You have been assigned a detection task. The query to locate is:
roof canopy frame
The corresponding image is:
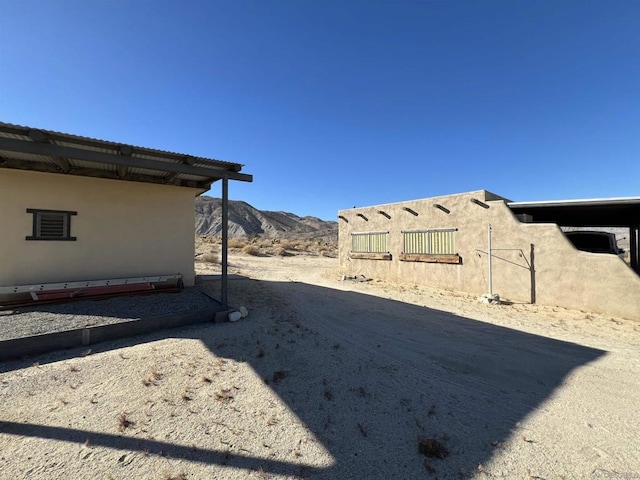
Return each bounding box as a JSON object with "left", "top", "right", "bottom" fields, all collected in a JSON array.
[
  {"left": 507, "top": 197, "right": 640, "bottom": 228},
  {"left": 0, "top": 137, "right": 251, "bottom": 183},
  {"left": 0, "top": 123, "right": 252, "bottom": 193},
  {"left": 0, "top": 121, "right": 254, "bottom": 309},
  {"left": 507, "top": 196, "right": 640, "bottom": 274}
]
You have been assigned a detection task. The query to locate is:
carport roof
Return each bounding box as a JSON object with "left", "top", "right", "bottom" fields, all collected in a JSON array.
[
  {"left": 507, "top": 196, "right": 640, "bottom": 227},
  {"left": 0, "top": 122, "right": 252, "bottom": 192}
]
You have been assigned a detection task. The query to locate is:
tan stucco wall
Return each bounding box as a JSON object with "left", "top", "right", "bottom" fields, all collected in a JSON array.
[
  {"left": 339, "top": 190, "right": 640, "bottom": 320},
  {"left": 0, "top": 169, "right": 199, "bottom": 287}
]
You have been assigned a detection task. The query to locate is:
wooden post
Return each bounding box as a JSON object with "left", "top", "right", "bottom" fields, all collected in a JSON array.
[
  {"left": 630, "top": 225, "right": 639, "bottom": 275},
  {"left": 530, "top": 244, "right": 536, "bottom": 304}
]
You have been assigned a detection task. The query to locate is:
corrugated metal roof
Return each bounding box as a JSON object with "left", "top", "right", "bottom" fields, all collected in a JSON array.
[
  {"left": 508, "top": 196, "right": 640, "bottom": 208},
  {"left": 175, "top": 173, "right": 210, "bottom": 181},
  {"left": 0, "top": 121, "right": 252, "bottom": 190},
  {"left": 0, "top": 121, "right": 241, "bottom": 170},
  {"left": 66, "top": 158, "right": 114, "bottom": 172},
  {"left": 508, "top": 196, "right": 640, "bottom": 227}
]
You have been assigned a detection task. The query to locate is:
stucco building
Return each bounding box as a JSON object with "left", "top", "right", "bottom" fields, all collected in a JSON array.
[
  {"left": 338, "top": 190, "right": 640, "bottom": 320},
  {"left": 0, "top": 122, "right": 251, "bottom": 304}
]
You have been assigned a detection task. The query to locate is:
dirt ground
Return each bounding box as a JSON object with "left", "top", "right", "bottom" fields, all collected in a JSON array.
[{"left": 1, "top": 250, "right": 639, "bottom": 480}]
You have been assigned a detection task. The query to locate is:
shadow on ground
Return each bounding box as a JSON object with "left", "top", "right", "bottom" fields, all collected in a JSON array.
[{"left": 1, "top": 276, "right": 605, "bottom": 478}]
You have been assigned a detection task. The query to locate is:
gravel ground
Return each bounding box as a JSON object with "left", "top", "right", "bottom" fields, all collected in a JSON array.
[{"left": 0, "top": 288, "right": 218, "bottom": 341}]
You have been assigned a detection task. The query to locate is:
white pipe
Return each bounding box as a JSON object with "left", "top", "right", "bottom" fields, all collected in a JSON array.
[{"left": 488, "top": 224, "right": 493, "bottom": 296}]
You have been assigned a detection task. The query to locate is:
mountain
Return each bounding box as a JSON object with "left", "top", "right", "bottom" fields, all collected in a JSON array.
[{"left": 195, "top": 197, "right": 338, "bottom": 241}]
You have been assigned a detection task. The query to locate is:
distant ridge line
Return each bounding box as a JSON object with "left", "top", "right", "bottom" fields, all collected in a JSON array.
[{"left": 195, "top": 196, "right": 338, "bottom": 241}]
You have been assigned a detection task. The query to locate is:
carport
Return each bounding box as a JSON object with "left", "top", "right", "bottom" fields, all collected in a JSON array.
[
  {"left": 507, "top": 196, "right": 640, "bottom": 274},
  {"left": 0, "top": 122, "right": 252, "bottom": 307},
  {"left": 0, "top": 122, "right": 254, "bottom": 360}
]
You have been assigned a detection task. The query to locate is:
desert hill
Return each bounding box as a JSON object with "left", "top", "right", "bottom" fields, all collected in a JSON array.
[{"left": 195, "top": 196, "right": 338, "bottom": 241}]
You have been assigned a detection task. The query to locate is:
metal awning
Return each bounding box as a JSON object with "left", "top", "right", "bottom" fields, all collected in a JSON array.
[
  {"left": 508, "top": 196, "right": 640, "bottom": 274},
  {"left": 0, "top": 121, "right": 252, "bottom": 308},
  {"left": 507, "top": 196, "right": 640, "bottom": 227},
  {"left": 0, "top": 122, "right": 252, "bottom": 192}
]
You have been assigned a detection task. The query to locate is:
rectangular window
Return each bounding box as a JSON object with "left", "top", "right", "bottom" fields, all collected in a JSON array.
[
  {"left": 400, "top": 228, "right": 460, "bottom": 264},
  {"left": 403, "top": 228, "right": 456, "bottom": 254},
  {"left": 351, "top": 231, "right": 388, "bottom": 253},
  {"left": 350, "top": 231, "right": 391, "bottom": 260},
  {"left": 26, "top": 209, "right": 77, "bottom": 241}
]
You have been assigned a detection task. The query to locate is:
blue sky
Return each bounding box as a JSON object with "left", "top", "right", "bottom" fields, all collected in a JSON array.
[{"left": 1, "top": 1, "right": 639, "bottom": 220}]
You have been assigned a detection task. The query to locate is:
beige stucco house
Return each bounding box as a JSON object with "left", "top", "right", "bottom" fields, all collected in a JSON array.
[
  {"left": 0, "top": 122, "right": 251, "bottom": 303},
  {"left": 338, "top": 190, "right": 640, "bottom": 320}
]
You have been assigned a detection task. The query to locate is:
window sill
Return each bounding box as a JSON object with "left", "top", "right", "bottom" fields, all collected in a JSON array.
[
  {"left": 26, "top": 236, "right": 77, "bottom": 241},
  {"left": 399, "top": 253, "right": 461, "bottom": 264},
  {"left": 349, "top": 252, "right": 392, "bottom": 261}
]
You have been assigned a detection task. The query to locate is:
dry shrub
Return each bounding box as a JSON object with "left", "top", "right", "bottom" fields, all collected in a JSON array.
[
  {"left": 118, "top": 413, "right": 133, "bottom": 432},
  {"left": 272, "top": 370, "right": 288, "bottom": 384},
  {"left": 163, "top": 473, "right": 188, "bottom": 480},
  {"left": 275, "top": 247, "right": 293, "bottom": 257},
  {"left": 418, "top": 435, "right": 449, "bottom": 459},
  {"left": 275, "top": 239, "right": 338, "bottom": 255},
  {"left": 200, "top": 236, "right": 218, "bottom": 244},
  {"left": 199, "top": 248, "right": 220, "bottom": 264},
  {"left": 279, "top": 239, "right": 296, "bottom": 251},
  {"left": 355, "top": 386, "right": 368, "bottom": 397},
  {"left": 293, "top": 240, "right": 308, "bottom": 251},
  {"left": 255, "top": 238, "right": 273, "bottom": 249},
  {"left": 141, "top": 367, "right": 161, "bottom": 386},
  {"left": 214, "top": 388, "right": 234, "bottom": 403},
  {"left": 228, "top": 238, "right": 247, "bottom": 249},
  {"left": 242, "top": 244, "right": 261, "bottom": 256}
]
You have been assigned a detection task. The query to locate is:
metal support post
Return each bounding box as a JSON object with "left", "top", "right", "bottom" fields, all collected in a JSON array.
[
  {"left": 488, "top": 224, "right": 493, "bottom": 296},
  {"left": 221, "top": 178, "right": 229, "bottom": 308}
]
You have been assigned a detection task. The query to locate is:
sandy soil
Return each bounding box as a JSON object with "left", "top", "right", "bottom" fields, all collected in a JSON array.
[{"left": 1, "top": 251, "right": 639, "bottom": 479}]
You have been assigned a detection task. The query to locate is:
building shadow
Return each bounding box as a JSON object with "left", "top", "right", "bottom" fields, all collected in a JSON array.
[
  {"left": 1, "top": 277, "right": 605, "bottom": 477},
  {"left": 0, "top": 421, "right": 320, "bottom": 477},
  {"left": 194, "top": 279, "right": 605, "bottom": 477}
]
